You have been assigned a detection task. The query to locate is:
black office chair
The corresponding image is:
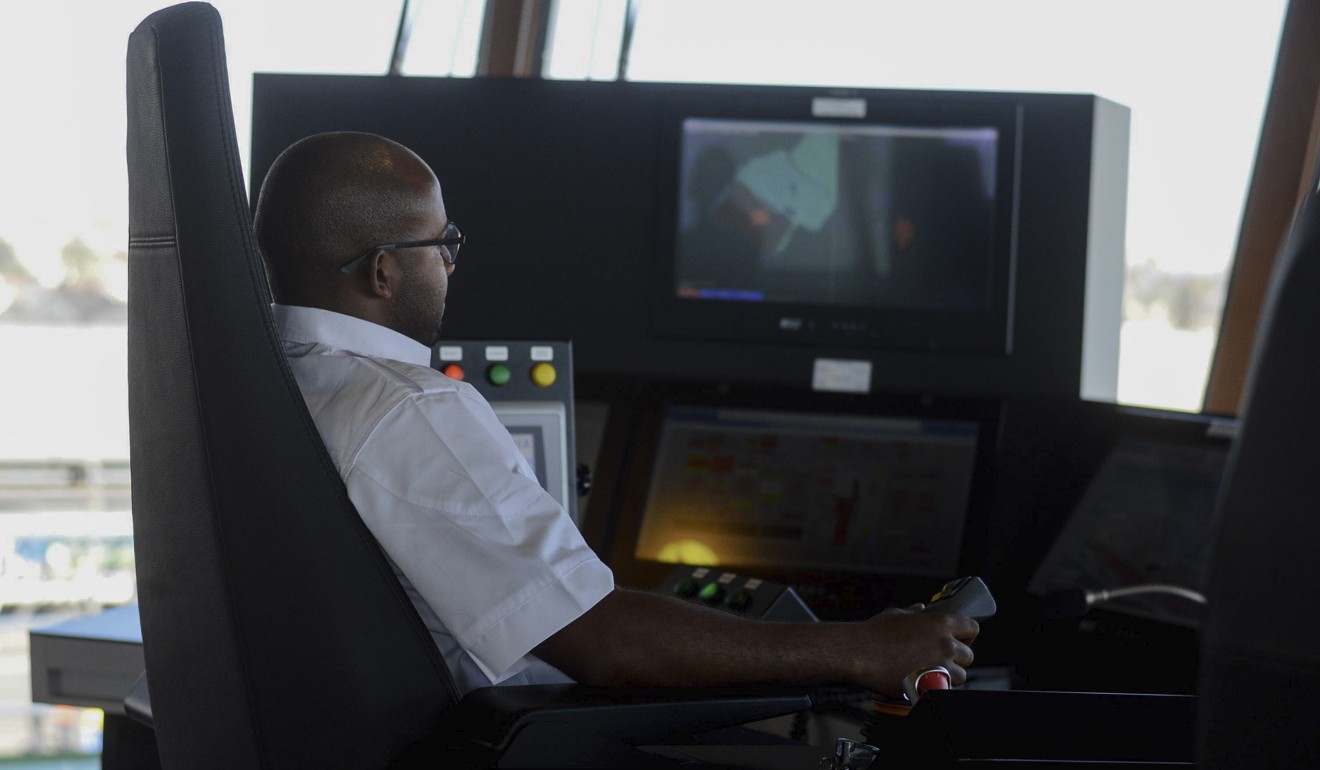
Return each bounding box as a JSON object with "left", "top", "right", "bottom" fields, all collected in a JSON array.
[
  {"left": 1197, "top": 159, "right": 1320, "bottom": 764},
  {"left": 125, "top": 3, "right": 807, "bottom": 768}
]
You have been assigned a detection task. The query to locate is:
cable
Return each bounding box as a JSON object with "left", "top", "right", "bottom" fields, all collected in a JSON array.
[
  {"left": 1087, "top": 584, "right": 1207, "bottom": 605},
  {"left": 1039, "top": 583, "right": 1207, "bottom": 618}
]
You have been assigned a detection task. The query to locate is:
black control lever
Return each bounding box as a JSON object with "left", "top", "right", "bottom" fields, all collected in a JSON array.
[
  {"left": 884, "top": 577, "right": 998, "bottom": 706},
  {"left": 922, "top": 576, "right": 997, "bottom": 621}
]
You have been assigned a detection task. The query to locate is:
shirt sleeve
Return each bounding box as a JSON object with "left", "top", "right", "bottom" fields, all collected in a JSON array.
[{"left": 343, "top": 389, "right": 614, "bottom": 680}]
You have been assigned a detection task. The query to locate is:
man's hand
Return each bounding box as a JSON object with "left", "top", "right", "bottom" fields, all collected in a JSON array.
[{"left": 850, "top": 604, "right": 979, "bottom": 697}]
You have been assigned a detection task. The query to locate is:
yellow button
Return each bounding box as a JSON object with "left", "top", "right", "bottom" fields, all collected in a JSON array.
[{"left": 530, "top": 362, "right": 557, "bottom": 387}]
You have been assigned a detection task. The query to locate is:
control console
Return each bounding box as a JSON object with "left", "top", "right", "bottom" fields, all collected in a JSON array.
[
  {"left": 432, "top": 340, "right": 581, "bottom": 522},
  {"left": 657, "top": 564, "right": 819, "bottom": 622}
]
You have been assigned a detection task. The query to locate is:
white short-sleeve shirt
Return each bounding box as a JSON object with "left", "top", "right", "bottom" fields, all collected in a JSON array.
[{"left": 274, "top": 304, "right": 615, "bottom": 695}]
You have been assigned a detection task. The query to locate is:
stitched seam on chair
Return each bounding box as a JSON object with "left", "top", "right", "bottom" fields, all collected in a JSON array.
[{"left": 129, "top": 235, "right": 177, "bottom": 246}]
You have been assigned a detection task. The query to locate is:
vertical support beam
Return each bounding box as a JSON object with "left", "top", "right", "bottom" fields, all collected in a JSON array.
[
  {"left": 478, "top": 0, "right": 551, "bottom": 77},
  {"left": 617, "top": 0, "right": 640, "bottom": 81},
  {"left": 388, "top": 0, "right": 417, "bottom": 76},
  {"left": 1206, "top": 0, "right": 1320, "bottom": 414}
]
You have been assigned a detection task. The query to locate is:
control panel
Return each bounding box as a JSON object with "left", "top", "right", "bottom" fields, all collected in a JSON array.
[
  {"left": 432, "top": 340, "right": 580, "bottom": 523},
  {"left": 657, "top": 564, "right": 818, "bottom": 622}
]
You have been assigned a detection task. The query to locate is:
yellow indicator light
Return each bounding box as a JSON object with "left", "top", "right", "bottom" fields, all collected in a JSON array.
[
  {"left": 530, "top": 362, "right": 557, "bottom": 387},
  {"left": 656, "top": 539, "right": 719, "bottom": 565}
]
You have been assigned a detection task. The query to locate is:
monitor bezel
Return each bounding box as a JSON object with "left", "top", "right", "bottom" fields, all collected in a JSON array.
[{"left": 650, "top": 92, "right": 1024, "bottom": 356}]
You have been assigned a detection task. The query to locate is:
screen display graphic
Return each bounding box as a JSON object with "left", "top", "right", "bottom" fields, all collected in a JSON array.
[
  {"left": 674, "top": 118, "right": 999, "bottom": 313},
  {"left": 635, "top": 406, "right": 979, "bottom": 577}
]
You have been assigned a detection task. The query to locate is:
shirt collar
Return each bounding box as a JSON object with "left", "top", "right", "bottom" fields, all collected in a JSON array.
[{"left": 272, "top": 304, "right": 432, "bottom": 368}]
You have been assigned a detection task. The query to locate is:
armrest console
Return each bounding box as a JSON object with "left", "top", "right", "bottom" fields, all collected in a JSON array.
[{"left": 447, "top": 683, "right": 814, "bottom": 768}]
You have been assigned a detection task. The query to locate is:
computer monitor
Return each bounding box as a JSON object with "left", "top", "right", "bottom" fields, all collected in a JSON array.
[
  {"left": 636, "top": 405, "right": 979, "bottom": 576},
  {"left": 602, "top": 394, "right": 997, "bottom": 616},
  {"left": 1029, "top": 410, "right": 1236, "bottom": 627},
  {"left": 652, "top": 99, "right": 1021, "bottom": 355}
]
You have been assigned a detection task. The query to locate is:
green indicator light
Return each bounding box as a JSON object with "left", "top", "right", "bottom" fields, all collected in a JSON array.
[
  {"left": 487, "top": 364, "right": 511, "bottom": 386},
  {"left": 698, "top": 582, "right": 723, "bottom": 602},
  {"left": 674, "top": 578, "right": 700, "bottom": 598}
]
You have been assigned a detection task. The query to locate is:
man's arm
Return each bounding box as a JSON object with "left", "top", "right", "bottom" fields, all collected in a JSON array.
[{"left": 532, "top": 586, "right": 978, "bottom": 698}]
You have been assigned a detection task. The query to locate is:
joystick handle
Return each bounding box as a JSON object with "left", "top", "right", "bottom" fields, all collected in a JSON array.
[{"left": 923, "top": 576, "right": 997, "bottom": 620}]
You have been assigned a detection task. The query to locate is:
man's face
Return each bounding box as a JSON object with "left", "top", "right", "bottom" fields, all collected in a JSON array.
[{"left": 391, "top": 182, "right": 455, "bottom": 348}]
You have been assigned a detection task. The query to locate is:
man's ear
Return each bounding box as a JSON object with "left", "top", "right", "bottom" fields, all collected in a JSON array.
[{"left": 367, "top": 250, "right": 395, "bottom": 299}]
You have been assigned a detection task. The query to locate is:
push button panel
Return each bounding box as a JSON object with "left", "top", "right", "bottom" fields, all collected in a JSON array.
[
  {"left": 656, "top": 564, "right": 818, "bottom": 622},
  {"left": 430, "top": 339, "right": 579, "bottom": 524},
  {"left": 432, "top": 340, "right": 573, "bottom": 403}
]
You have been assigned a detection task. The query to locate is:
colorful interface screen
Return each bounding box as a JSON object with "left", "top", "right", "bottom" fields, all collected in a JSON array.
[{"left": 636, "top": 406, "right": 979, "bottom": 576}]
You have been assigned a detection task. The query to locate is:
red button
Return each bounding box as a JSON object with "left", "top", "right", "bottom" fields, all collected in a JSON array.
[{"left": 442, "top": 363, "right": 465, "bottom": 381}]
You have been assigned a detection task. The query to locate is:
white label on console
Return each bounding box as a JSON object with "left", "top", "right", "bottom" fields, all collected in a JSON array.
[
  {"left": 718, "top": 572, "right": 737, "bottom": 584},
  {"left": 438, "top": 346, "right": 463, "bottom": 361},
  {"left": 744, "top": 579, "right": 763, "bottom": 590},
  {"left": 485, "top": 346, "right": 509, "bottom": 362},
  {"left": 530, "top": 346, "right": 554, "bottom": 361},
  {"left": 812, "top": 358, "right": 872, "bottom": 394},
  {"left": 812, "top": 97, "right": 866, "bottom": 119},
  {"left": 692, "top": 567, "right": 710, "bottom": 578}
]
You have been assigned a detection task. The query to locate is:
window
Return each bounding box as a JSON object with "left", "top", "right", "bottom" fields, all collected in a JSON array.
[
  {"left": 544, "top": 0, "right": 627, "bottom": 80},
  {"left": 395, "top": 0, "right": 487, "bottom": 77},
  {"left": 0, "top": 0, "right": 442, "bottom": 758}
]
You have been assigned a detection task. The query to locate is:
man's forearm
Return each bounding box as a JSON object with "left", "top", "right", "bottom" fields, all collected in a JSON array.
[
  {"left": 536, "top": 587, "right": 852, "bottom": 688},
  {"left": 533, "top": 586, "right": 978, "bottom": 696}
]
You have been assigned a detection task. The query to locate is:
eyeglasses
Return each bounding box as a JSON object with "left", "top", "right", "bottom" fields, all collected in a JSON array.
[{"left": 338, "top": 221, "right": 465, "bottom": 275}]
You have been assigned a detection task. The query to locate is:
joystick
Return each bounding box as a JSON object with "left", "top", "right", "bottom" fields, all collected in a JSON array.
[
  {"left": 888, "top": 577, "right": 996, "bottom": 706},
  {"left": 923, "top": 576, "right": 997, "bottom": 621}
]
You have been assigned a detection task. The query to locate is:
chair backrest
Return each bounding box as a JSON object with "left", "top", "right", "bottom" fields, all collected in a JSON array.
[
  {"left": 1199, "top": 157, "right": 1320, "bottom": 765},
  {"left": 126, "top": 4, "right": 457, "bottom": 767}
]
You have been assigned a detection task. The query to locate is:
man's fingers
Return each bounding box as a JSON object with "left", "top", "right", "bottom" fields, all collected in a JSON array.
[
  {"left": 949, "top": 614, "right": 980, "bottom": 642},
  {"left": 951, "top": 639, "right": 974, "bottom": 668}
]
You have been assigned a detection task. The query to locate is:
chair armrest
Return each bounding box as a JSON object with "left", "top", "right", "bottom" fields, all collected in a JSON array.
[
  {"left": 445, "top": 683, "right": 814, "bottom": 768},
  {"left": 124, "top": 673, "right": 813, "bottom": 767}
]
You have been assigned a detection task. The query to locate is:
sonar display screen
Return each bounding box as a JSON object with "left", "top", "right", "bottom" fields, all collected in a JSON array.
[
  {"left": 673, "top": 117, "right": 1000, "bottom": 313},
  {"left": 634, "top": 406, "right": 979, "bottom": 576}
]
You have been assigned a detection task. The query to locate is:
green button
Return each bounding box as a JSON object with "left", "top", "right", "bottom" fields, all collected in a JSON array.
[
  {"left": 674, "top": 578, "right": 700, "bottom": 598},
  {"left": 698, "top": 582, "right": 724, "bottom": 603},
  {"left": 726, "top": 589, "right": 753, "bottom": 612},
  {"left": 487, "top": 364, "right": 511, "bottom": 386}
]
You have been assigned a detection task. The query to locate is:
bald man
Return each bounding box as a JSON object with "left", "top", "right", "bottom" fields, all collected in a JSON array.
[{"left": 254, "top": 131, "right": 978, "bottom": 699}]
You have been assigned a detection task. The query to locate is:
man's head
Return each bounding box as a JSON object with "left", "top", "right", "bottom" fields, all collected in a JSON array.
[{"left": 254, "top": 132, "right": 456, "bottom": 347}]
